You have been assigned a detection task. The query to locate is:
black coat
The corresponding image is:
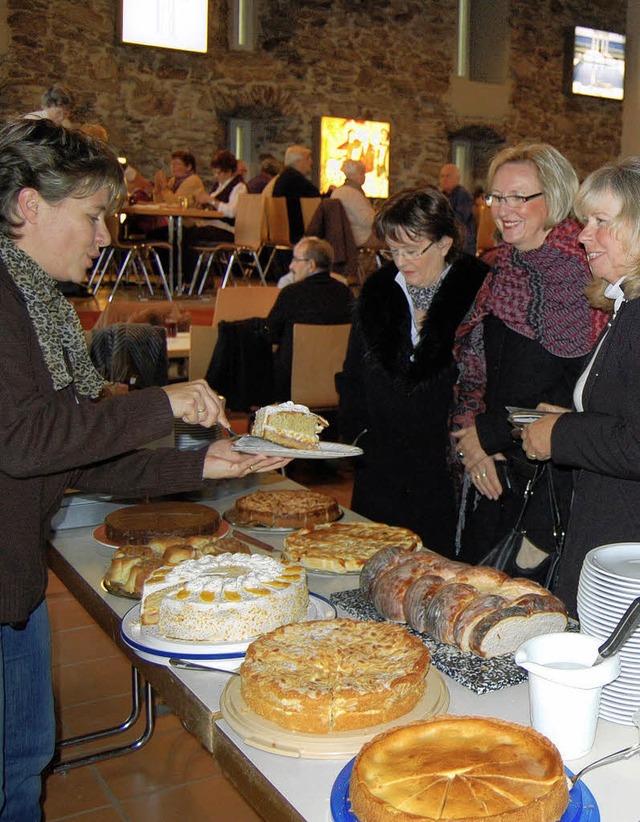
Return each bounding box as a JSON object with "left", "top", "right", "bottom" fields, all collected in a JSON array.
[
  {"left": 272, "top": 167, "right": 321, "bottom": 243},
  {"left": 337, "top": 255, "right": 489, "bottom": 555},
  {"left": 267, "top": 271, "right": 354, "bottom": 400},
  {"left": 552, "top": 298, "right": 640, "bottom": 616}
]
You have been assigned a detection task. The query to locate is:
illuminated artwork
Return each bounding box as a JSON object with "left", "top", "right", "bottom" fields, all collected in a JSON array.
[
  {"left": 571, "top": 26, "right": 625, "bottom": 101},
  {"left": 320, "top": 116, "right": 390, "bottom": 199},
  {"left": 120, "top": 0, "right": 208, "bottom": 54}
]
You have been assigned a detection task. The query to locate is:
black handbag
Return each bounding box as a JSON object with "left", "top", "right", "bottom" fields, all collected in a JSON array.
[{"left": 478, "top": 462, "right": 565, "bottom": 589}]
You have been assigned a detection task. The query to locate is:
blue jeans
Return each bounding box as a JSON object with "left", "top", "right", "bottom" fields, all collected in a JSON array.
[{"left": 0, "top": 601, "right": 55, "bottom": 821}]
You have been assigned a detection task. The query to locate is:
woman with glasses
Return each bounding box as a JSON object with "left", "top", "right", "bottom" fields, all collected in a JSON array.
[
  {"left": 337, "top": 187, "right": 489, "bottom": 555},
  {"left": 452, "top": 143, "right": 608, "bottom": 571}
]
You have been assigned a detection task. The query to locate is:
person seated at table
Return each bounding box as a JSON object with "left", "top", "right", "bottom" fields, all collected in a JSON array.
[
  {"left": 0, "top": 117, "right": 290, "bottom": 820},
  {"left": 153, "top": 149, "right": 204, "bottom": 207},
  {"left": 247, "top": 157, "right": 281, "bottom": 194},
  {"left": 272, "top": 145, "right": 321, "bottom": 244},
  {"left": 267, "top": 236, "right": 354, "bottom": 400},
  {"left": 23, "top": 84, "right": 75, "bottom": 127},
  {"left": 183, "top": 149, "right": 248, "bottom": 283},
  {"left": 330, "top": 159, "right": 378, "bottom": 248}
]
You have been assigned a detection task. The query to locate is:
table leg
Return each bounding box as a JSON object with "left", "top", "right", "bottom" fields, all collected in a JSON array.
[
  {"left": 176, "top": 215, "right": 184, "bottom": 294},
  {"left": 167, "top": 215, "right": 175, "bottom": 296}
]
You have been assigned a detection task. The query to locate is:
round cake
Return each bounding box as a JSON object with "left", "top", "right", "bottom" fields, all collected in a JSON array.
[
  {"left": 349, "top": 715, "right": 569, "bottom": 822},
  {"left": 104, "top": 501, "right": 220, "bottom": 545},
  {"left": 233, "top": 489, "right": 341, "bottom": 529},
  {"left": 240, "top": 619, "right": 430, "bottom": 733},
  {"left": 282, "top": 522, "right": 422, "bottom": 574},
  {"left": 140, "top": 553, "right": 308, "bottom": 641}
]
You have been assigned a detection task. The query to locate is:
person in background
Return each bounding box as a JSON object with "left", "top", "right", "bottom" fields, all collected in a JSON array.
[
  {"left": 439, "top": 163, "right": 477, "bottom": 255},
  {"left": 452, "top": 143, "right": 608, "bottom": 567},
  {"left": 272, "top": 145, "right": 321, "bottom": 244},
  {"left": 79, "top": 123, "right": 108, "bottom": 142},
  {"left": 153, "top": 149, "right": 204, "bottom": 207},
  {"left": 330, "top": 159, "right": 378, "bottom": 248},
  {"left": 24, "top": 84, "right": 75, "bottom": 127},
  {"left": 236, "top": 159, "right": 248, "bottom": 180},
  {"left": 267, "top": 236, "right": 353, "bottom": 400},
  {"left": 184, "top": 149, "right": 248, "bottom": 281},
  {"left": 521, "top": 156, "right": 640, "bottom": 616},
  {"left": 247, "top": 157, "right": 281, "bottom": 194},
  {"left": 338, "top": 188, "right": 488, "bottom": 553},
  {"left": 0, "top": 118, "right": 288, "bottom": 819}
]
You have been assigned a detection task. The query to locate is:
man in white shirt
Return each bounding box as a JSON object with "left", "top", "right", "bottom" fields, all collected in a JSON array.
[{"left": 330, "top": 159, "right": 377, "bottom": 247}]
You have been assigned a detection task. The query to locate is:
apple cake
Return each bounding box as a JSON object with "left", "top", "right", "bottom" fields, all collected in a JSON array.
[
  {"left": 139, "top": 553, "right": 308, "bottom": 641},
  {"left": 233, "top": 489, "right": 341, "bottom": 529},
  {"left": 251, "top": 401, "right": 328, "bottom": 449},
  {"left": 282, "top": 522, "right": 422, "bottom": 573},
  {"left": 349, "top": 715, "right": 569, "bottom": 822},
  {"left": 240, "top": 618, "right": 430, "bottom": 733}
]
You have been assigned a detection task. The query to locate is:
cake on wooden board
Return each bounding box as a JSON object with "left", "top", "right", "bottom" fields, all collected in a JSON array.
[
  {"left": 251, "top": 401, "right": 328, "bottom": 449},
  {"left": 104, "top": 501, "right": 220, "bottom": 545},
  {"left": 349, "top": 714, "right": 569, "bottom": 822},
  {"left": 139, "top": 553, "right": 308, "bottom": 641},
  {"left": 240, "top": 619, "right": 430, "bottom": 733},
  {"left": 233, "top": 489, "right": 341, "bottom": 529}
]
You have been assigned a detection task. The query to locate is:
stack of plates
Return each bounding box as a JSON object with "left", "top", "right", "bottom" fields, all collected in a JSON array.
[{"left": 577, "top": 542, "right": 640, "bottom": 725}]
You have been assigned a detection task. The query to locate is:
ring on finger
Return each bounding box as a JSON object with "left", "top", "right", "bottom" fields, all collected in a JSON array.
[
  {"left": 457, "top": 450, "right": 464, "bottom": 459},
  {"left": 480, "top": 471, "right": 487, "bottom": 478},
  {"left": 197, "top": 407, "right": 206, "bottom": 414}
]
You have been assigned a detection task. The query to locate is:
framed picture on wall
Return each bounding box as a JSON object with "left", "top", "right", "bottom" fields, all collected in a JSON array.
[
  {"left": 119, "top": 0, "right": 208, "bottom": 54},
  {"left": 319, "top": 116, "right": 390, "bottom": 199}
]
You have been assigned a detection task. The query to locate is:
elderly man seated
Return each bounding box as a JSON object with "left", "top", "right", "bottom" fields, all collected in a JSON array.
[
  {"left": 330, "top": 159, "right": 379, "bottom": 248},
  {"left": 267, "top": 236, "right": 354, "bottom": 399},
  {"left": 272, "top": 145, "right": 321, "bottom": 244}
]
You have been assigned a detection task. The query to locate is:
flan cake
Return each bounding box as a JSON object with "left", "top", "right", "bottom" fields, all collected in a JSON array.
[{"left": 104, "top": 501, "right": 220, "bottom": 545}]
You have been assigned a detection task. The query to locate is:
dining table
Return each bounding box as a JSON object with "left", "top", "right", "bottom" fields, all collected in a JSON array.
[
  {"left": 48, "top": 471, "right": 639, "bottom": 822},
  {"left": 120, "top": 204, "right": 223, "bottom": 295}
]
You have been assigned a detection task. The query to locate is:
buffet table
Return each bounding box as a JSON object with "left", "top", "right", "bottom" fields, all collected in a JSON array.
[{"left": 48, "top": 473, "right": 639, "bottom": 822}]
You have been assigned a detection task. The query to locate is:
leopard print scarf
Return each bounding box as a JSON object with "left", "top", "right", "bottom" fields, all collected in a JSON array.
[{"left": 0, "top": 234, "right": 105, "bottom": 398}]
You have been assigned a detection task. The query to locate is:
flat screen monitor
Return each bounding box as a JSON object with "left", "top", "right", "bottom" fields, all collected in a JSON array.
[
  {"left": 570, "top": 26, "right": 625, "bottom": 101},
  {"left": 120, "top": 0, "right": 208, "bottom": 54},
  {"left": 319, "top": 116, "right": 390, "bottom": 199}
]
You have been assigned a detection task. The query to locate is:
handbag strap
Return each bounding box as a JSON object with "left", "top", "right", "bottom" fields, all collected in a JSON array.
[
  {"left": 513, "top": 461, "right": 545, "bottom": 532},
  {"left": 546, "top": 463, "right": 565, "bottom": 555}
]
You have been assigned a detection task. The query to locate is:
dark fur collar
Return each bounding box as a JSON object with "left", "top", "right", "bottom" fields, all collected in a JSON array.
[{"left": 357, "top": 254, "right": 489, "bottom": 385}]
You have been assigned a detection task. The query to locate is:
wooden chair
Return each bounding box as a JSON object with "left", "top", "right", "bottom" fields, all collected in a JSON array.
[
  {"left": 290, "top": 323, "right": 351, "bottom": 411},
  {"left": 300, "top": 197, "right": 322, "bottom": 231},
  {"left": 188, "top": 194, "right": 267, "bottom": 294},
  {"left": 89, "top": 216, "right": 173, "bottom": 303},
  {"left": 188, "top": 325, "right": 217, "bottom": 381},
  {"left": 202, "top": 285, "right": 280, "bottom": 364}
]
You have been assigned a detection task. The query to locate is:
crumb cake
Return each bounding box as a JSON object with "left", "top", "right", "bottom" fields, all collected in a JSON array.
[
  {"left": 251, "top": 401, "right": 328, "bottom": 449},
  {"left": 233, "top": 489, "right": 341, "bottom": 529},
  {"left": 104, "top": 501, "right": 220, "bottom": 545},
  {"left": 349, "top": 715, "right": 569, "bottom": 822},
  {"left": 139, "top": 553, "right": 308, "bottom": 641},
  {"left": 282, "top": 522, "right": 422, "bottom": 573},
  {"left": 240, "top": 619, "right": 430, "bottom": 733}
]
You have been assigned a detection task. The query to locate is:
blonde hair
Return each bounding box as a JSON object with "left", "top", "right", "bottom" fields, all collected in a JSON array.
[
  {"left": 487, "top": 143, "right": 578, "bottom": 229},
  {"left": 576, "top": 156, "right": 640, "bottom": 305}
]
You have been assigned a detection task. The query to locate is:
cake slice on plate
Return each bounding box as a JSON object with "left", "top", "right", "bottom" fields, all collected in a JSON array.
[{"left": 251, "top": 401, "right": 328, "bottom": 450}]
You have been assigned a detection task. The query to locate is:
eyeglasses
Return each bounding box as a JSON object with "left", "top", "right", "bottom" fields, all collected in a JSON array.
[
  {"left": 484, "top": 192, "right": 544, "bottom": 208},
  {"left": 379, "top": 240, "right": 434, "bottom": 262}
]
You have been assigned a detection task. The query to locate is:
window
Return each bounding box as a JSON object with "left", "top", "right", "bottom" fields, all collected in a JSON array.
[
  {"left": 229, "top": 0, "right": 256, "bottom": 50},
  {"left": 457, "top": 0, "right": 508, "bottom": 84}
]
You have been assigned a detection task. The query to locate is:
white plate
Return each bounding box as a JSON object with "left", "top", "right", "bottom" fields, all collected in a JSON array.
[
  {"left": 120, "top": 592, "right": 336, "bottom": 660},
  {"left": 232, "top": 435, "right": 363, "bottom": 460},
  {"left": 586, "top": 543, "right": 640, "bottom": 581}
]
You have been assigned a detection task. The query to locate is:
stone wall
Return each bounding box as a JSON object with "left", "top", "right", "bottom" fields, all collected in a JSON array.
[{"left": 0, "top": 0, "right": 626, "bottom": 192}]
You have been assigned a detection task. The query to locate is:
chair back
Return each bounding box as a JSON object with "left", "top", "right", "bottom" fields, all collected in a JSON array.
[
  {"left": 233, "top": 194, "right": 266, "bottom": 250},
  {"left": 188, "top": 325, "right": 217, "bottom": 381},
  {"left": 290, "top": 323, "right": 351, "bottom": 410},
  {"left": 300, "top": 197, "right": 322, "bottom": 231},
  {"left": 265, "top": 197, "right": 291, "bottom": 247},
  {"left": 208, "top": 285, "right": 280, "bottom": 353}
]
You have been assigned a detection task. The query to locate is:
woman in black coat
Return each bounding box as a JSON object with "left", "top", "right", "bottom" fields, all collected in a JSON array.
[
  {"left": 522, "top": 156, "right": 640, "bottom": 616},
  {"left": 337, "top": 187, "right": 489, "bottom": 555}
]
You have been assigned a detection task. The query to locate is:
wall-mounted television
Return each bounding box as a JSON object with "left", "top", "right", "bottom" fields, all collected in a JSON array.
[
  {"left": 120, "top": 0, "right": 208, "bottom": 54},
  {"left": 319, "top": 116, "right": 390, "bottom": 199},
  {"left": 568, "top": 26, "right": 625, "bottom": 101}
]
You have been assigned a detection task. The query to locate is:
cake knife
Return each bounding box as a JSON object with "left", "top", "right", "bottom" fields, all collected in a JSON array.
[
  {"left": 169, "top": 658, "right": 239, "bottom": 675},
  {"left": 232, "top": 529, "right": 277, "bottom": 553}
]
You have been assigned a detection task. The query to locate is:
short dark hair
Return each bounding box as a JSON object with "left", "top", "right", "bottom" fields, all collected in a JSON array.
[
  {"left": 171, "top": 149, "right": 197, "bottom": 172},
  {"left": 260, "top": 158, "right": 281, "bottom": 177},
  {"left": 41, "top": 84, "right": 75, "bottom": 110},
  {"left": 0, "top": 118, "right": 125, "bottom": 239},
  {"left": 374, "top": 186, "right": 461, "bottom": 261},
  {"left": 210, "top": 150, "right": 238, "bottom": 173},
  {"left": 299, "top": 236, "right": 334, "bottom": 271}
]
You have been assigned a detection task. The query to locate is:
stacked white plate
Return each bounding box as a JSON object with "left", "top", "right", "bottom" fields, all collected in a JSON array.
[{"left": 577, "top": 542, "right": 640, "bottom": 725}]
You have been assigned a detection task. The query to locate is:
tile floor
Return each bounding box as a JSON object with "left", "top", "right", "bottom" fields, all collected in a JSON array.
[{"left": 43, "top": 443, "right": 354, "bottom": 821}]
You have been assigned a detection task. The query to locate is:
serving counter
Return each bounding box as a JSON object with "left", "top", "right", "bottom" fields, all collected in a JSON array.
[{"left": 48, "top": 472, "right": 638, "bottom": 822}]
